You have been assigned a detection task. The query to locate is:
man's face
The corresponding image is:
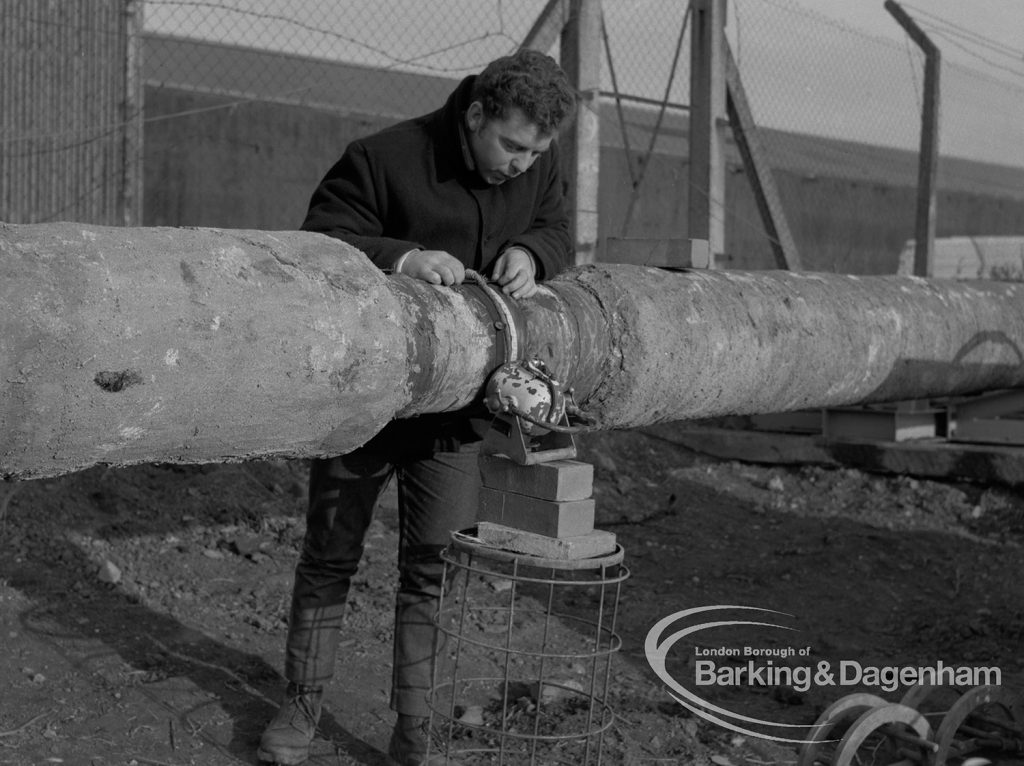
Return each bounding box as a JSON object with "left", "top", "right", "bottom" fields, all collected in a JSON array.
[{"left": 466, "top": 102, "right": 553, "bottom": 185}]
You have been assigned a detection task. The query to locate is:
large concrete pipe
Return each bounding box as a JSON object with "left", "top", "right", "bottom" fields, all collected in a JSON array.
[{"left": 3, "top": 222, "right": 1024, "bottom": 479}]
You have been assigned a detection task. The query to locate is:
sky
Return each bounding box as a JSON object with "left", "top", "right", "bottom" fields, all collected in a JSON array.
[
  {"left": 787, "top": 0, "right": 1020, "bottom": 55},
  {"left": 732, "top": 0, "right": 1024, "bottom": 166},
  {"left": 142, "top": 0, "right": 1024, "bottom": 167}
]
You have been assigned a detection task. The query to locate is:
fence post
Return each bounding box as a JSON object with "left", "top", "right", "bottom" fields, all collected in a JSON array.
[
  {"left": 560, "top": 0, "right": 602, "bottom": 265},
  {"left": 725, "top": 43, "right": 802, "bottom": 271},
  {"left": 688, "top": 0, "right": 728, "bottom": 267},
  {"left": 123, "top": 0, "right": 144, "bottom": 227},
  {"left": 885, "top": 0, "right": 940, "bottom": 278}
]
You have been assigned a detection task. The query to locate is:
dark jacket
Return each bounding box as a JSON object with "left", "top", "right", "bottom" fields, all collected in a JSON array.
[{"left": 301, "top": 76, "right": 572, "bottom": 280}]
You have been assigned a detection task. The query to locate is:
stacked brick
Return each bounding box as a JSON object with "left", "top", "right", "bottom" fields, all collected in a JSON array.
[{"left": 476, "top": 455, "right": 617, "bottom": 559}]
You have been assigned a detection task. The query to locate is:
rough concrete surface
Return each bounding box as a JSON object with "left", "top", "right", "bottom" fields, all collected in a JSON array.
[{"left": 7, "top": 222, "right": 1024, "bottom": 481}]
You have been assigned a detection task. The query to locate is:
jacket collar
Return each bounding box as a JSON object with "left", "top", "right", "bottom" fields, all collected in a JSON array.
[{"left": 430, "top": 75, "right": 487, "bottom": 187}]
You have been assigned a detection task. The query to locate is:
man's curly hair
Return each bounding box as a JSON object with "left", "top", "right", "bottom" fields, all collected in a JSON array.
[{"left": 471, "top": 49, "right": 577, "bottom": 135}]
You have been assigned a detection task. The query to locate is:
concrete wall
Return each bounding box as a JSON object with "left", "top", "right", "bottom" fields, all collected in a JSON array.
[
  {"left": 144, "top": 86, "right": 1024, "bottom": 275},
  {"left": 144, "top": 88, "right": 375, "bottom": 230}
]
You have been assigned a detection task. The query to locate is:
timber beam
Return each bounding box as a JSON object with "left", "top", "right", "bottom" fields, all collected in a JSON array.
[{"left": 3, "top": 222, "right": 1024, "bottom": 479}]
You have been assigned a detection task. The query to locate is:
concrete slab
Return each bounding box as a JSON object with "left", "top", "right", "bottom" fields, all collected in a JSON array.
[{"left": 477, "top": 522, "right": 617, "bottom": 560}]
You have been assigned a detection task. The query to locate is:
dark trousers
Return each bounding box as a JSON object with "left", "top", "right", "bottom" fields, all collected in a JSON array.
[{"left": 284, "top": 419, "right": 482, "bottom": 718}]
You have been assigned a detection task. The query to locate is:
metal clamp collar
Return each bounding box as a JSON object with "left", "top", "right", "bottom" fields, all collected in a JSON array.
[{"left": 464, "top": 269, "right": 519, "bottom": 366}]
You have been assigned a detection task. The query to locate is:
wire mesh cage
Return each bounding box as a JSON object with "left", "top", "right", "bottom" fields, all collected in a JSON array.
[{"left": 427, "top": 530, "right": 629, "bottom": 765}]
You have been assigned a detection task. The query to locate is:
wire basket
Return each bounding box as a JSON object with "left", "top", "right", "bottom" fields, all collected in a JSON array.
[{"left": 426, "top": 528, "right": 629, "bottom": 765}]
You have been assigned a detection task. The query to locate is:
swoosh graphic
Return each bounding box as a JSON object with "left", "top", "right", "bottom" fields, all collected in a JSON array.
[{"left": 645, "top": 604, "right": 834, "bottom": 744}]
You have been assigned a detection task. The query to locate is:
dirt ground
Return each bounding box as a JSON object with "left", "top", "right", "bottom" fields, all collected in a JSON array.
[{"left": 1, "top": 425, "right": 1022, "bottom": 766}]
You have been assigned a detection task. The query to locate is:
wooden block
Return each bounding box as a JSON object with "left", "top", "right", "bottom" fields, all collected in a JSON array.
[
  {"left": 478, "top": 487, "right": 594, "bottom": 538},
  {"left": 478, "top": 456, "right": 593, "bottom": 501},
  {"left": 951, "top": 389, "right": 1024, "bottom": 421},
  {"left": 950, "top": 417, "right": 1024, "bottom": 446},
  {"left": 477, "top": 522, "right": 617, "bottom": 560},
  {"left": 823, "top": 407, "right": 938, "bottom": 442}
]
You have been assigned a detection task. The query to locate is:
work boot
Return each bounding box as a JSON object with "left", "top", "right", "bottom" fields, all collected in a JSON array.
[{"left": 257, "top": 683, "right": 323, "bottom": 765}]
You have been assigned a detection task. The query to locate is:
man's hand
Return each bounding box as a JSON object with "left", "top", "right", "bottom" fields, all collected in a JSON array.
[
  {"left": 492, "top": 247, "right": 538, "bottom": 299},
  {"left": 399, "top": 250, "right": 466, "bottom": 286}
]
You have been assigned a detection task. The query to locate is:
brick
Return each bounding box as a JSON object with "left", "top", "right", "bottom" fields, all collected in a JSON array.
[
  {"left": 477, "top": 522, "right": 617, "bottom": 560},
  {"left": 477, "top": 487, "right": 594, "bottom": 538},
  {"left": 478, "top": 456, "right": 593, "bottom": 501}
]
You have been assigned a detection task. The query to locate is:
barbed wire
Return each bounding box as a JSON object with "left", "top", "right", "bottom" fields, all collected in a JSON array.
[
  {"left": 5, "top": 0, "right": 1022, "bottom": 246},
  {"left": 920, "top": 28, "right": 1024, "bottom": 84},
  {"left": 753, "top": 0, "right": 898, "bottom": 47},
  {"left": 144, "top": 0, "right": 521, "bottom": 73},
  {"left": 748, "top": 0, "right": 1024, "bottom": 94},
  {"left": 0, "top": 88, "right": 308, "bottom": 151},
  {"left": 2, "top": 9, "right": 125, "bottom": 37},
  {"left": 902, "top": 3, "right": 1024, "bottom": 62},
  {"left": 6, "top": 1, "right": 1018, "bottom": 155}
]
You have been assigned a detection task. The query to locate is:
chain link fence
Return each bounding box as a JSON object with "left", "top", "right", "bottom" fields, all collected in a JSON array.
[
  {"left": 142, "top": 1, "right": 694, "bottom": 131},
  {"left": 732, "top": 0, "right": 1024, "bottom": 181},
  {"left": 143, "top": 0, "right": 547, "bottom": 98},
  {"left": 726, "top": 0, "right": 1024, "bottom": 269},
  {"left": 5, "top": 1, "right": 1021, "bottom": 264},
  {"left": 129, "top": 0, "right": 1012, "bottom": 176},
  {"left": 2, "top": 0, "right": 142, "bottom": 225}
]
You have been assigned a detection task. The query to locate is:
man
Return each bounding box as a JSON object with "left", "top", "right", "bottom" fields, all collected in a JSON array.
[{"left": 258, "top": 49, "right": 577, "bottom": 766}]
